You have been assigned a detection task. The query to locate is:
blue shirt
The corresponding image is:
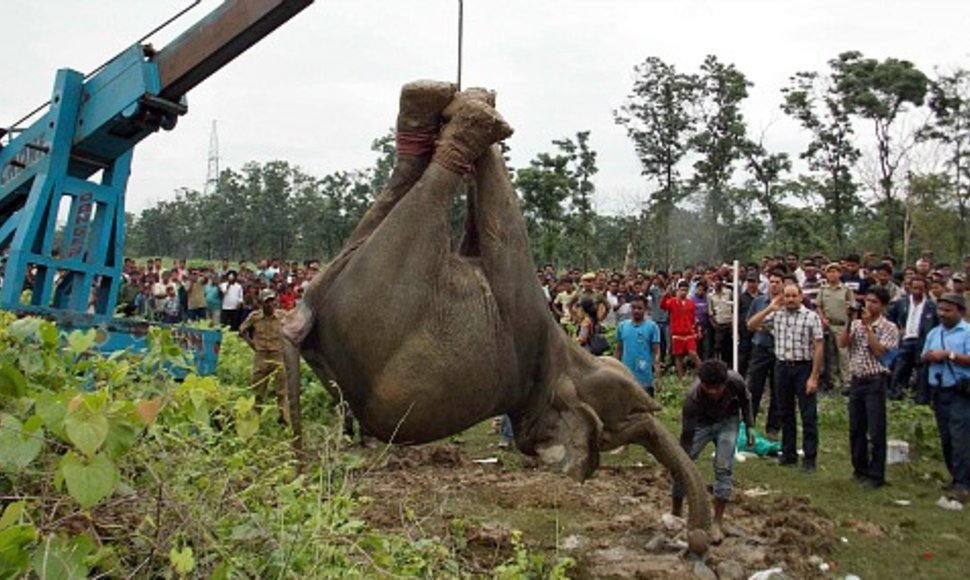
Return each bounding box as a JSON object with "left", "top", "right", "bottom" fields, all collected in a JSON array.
[
  {"left": 692, "top": 295, "right": 710, "bottom": 327},
  {"left": 616, "top": 319, "right": 660, "bottom": 387},
  {"left": 747, "top": 295, "right": 775, "bottom": 348},
  {"left": 204, "top": 284, "right": 222, "bottom": 310},
  {"left": 922, "top": 320, "right": 970, "bottom": 388}
]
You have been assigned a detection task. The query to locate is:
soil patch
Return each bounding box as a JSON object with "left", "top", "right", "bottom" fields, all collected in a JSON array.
[{"left": 354, "top": 444, "right": 836, "bottom": 578}]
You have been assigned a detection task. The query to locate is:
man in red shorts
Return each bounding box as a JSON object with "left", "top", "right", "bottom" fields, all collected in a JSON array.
[{"left": 663, "top": 280, "right": 702, "bottom": 378}]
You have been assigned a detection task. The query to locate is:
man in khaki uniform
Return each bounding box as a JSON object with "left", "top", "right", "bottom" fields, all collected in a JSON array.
[
  {"left": 184, "top": 270, "right": 208, "bottom": 321},
  {"left": 573, "top": 272, "right": 609, "bottom": 322},
  {"left": 817, "top": 263, "right": 854, "bottom": 391},
  {"left": 239, "top": 289, "right": 289, "bottom": 423}
]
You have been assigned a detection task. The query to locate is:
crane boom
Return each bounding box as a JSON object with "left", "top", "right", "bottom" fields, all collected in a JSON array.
[{"left": 157, "top": 0, "right": 313, "bottom": 101}]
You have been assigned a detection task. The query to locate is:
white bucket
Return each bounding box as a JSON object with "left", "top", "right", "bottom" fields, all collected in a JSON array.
[{"left": 888, "top": 440, "right": 910, "bottom": 464}]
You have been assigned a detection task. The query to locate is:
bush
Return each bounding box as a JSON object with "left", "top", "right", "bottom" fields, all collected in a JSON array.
[{"left": 0, "top": 312, "right": 556, "bottom": 577}]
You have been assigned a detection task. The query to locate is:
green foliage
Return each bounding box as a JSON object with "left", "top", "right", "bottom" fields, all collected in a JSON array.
[
  {"left": 31, "top": 533, "right": 95, "bottom": 579},
  {"left": 0, "top": 502, "right": 37, "bottom": 578},
  {"left": 614, "top": 56, "right": 697, "bottom": 267},
  {"left": 922, "top": 68, "right": 970, "bottom": 256},
  {"left": 0, "top": 414, "right": 43, "bottom": 472},
  {"left": 690, "top": 55, "right": 752, "bottom": 260},
  {"left": 516, "top": 131, "right": 600, "bottom": 268},
  {"left": 169, "top": 545, "right": 195, "bottom": 577},
  {"left": 831, "top": 51, "right": 930, "bottom": 254},
  {"left": 494, "top": 530, "right": 574, "bottom": 579},
  {"left": 127, "top": 135, "right": 392, "bottom": 262},
  {"left": 0, "top": 311, "right": 554, "bottom": 576},
  {"left": 59, "top": 452, "right": 120, "bottom": 509}
]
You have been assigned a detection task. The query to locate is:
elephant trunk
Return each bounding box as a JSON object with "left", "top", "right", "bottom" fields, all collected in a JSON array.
[{"left": 640, "top": 414, "right": 711, "bottom": 555}]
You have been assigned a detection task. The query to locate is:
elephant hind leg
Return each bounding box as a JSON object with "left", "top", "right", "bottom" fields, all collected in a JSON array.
[
  {"left": 298, "top": 81, "right": 457, "bottom": 312},
  {"left": 342, "top": 80, "right": 457, "bottom": 250},
  {"left": 442, "top": 89, "right": 497, "bottom": 259},
  {"left": 434, "top": 98, "right": 513, "bottom": 177}
]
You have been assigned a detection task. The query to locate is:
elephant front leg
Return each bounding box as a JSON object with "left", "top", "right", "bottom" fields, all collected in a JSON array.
[{"left": 469, "top": 146, "right": 539, "bottom": 305}]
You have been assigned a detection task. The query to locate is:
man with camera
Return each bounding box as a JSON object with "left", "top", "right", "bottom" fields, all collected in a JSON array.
[
  {"left": 922, "top": 293, "right": 970, "bottom": 504},
  {"left": 839, "top": 287, "right": 899, "bottom": 489}
]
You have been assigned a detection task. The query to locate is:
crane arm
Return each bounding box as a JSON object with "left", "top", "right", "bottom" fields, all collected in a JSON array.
[{"left": 156, "top": 0, "right": 313, "bottom": 101}]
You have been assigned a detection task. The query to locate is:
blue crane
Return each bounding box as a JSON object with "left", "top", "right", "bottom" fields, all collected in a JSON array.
[{"left": 0, "top": 0, "right": 314, "bottom": 375}]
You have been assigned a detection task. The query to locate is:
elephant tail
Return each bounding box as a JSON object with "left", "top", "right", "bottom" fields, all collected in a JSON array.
[{"left": 282, "top": 302, "right": 315, "bottom": 465}]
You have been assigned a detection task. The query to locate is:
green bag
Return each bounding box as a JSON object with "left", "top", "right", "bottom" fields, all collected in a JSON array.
[{"left": 737, "top": 422, "right": 781, "bottom": 456}]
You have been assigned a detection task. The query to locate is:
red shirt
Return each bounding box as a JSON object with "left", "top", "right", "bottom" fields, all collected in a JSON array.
[
  {"left": 278, "top": 289, "right": 297, "bottom": 310},
  {"left": 662, "top": 296, "right": 696, "bottom": 336}
]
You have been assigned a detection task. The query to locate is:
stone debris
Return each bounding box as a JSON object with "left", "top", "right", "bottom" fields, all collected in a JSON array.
[
  {"left": 715, "top": 559, "right": 745, "bottom": 580},
  {"left": 692, "top": 560, "right": 717, "bottom": 579},
  {"left": 662, "top": 512, "right": 687, "bottom": 532},
  {"left": 560, "top": 534, "right": 583, "bottom": 550},
  {"left": 936, "top": 496, "right": 964, "bottom": 511}
]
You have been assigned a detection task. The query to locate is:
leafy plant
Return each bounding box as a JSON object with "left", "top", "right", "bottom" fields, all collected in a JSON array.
[{"left": 0, "top": 313, "right": 554, "bottom": 576}]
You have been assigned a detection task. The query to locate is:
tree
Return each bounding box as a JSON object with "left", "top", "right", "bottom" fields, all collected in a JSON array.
[
  {"left": 902, "top": 171, "right": 965, "bottom": 260},
  {"left": 558, "top": 131, "right": 598, "bottom": 270},
  {"left": 515, "top": 132, "right": 597, "bottom": 267},
  {"left": 516, "top": 152, "right": 573, "bottom": 264},
  {"left": 781, "top": 69, "right": 862, "bottom": 254},
  {"left": 739, "top": 139, "right": 792, "bottom": 251},
  {"left": 923, "top": 68, "right": 970, "bottom": 255},
  {"left": 831, "top": 51, "right": 929, "bottom": 254},
  {"left": 690, "top": 55, "right": 751, "bottom": 260},
  {"left": 614, "top": 57, "right": 697, "bottom": 267}
]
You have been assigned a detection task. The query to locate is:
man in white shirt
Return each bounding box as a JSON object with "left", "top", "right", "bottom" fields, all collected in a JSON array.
[
  {"left": 887, "top": 276, "right": 939, "bottom": 402},
  {"left": 220, "top": 270, "right": 245, "bottom": 331}
]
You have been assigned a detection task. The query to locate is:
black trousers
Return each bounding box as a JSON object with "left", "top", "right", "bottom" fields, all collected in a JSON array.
[
  {"left": 713, "top": 323, "right": 734, "bottom": 368},
  {"left": 699, "top": 320, "right": 715, "bottom": 360},
  {"left": 738, "top": 335, "right": 753, "bottom": 378},
  {"left": 221, "top": 309, "right": 242, "bottom": 331},
  {"left": 849, "top": 374, "right": 888, "bottom": 482},
  {"left": 747, "top": 344, "right": 780, "bottom": 433},
  {"left": 776, "top": 361, "right": 818, "bottom": 465},
  {"left": 891, "top": 339, "right": 929, "bottom": 404}
]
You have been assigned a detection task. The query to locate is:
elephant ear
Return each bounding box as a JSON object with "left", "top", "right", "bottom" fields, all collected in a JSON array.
[{"left": 530, "top": 378, "right": 603, "bottom": 482}]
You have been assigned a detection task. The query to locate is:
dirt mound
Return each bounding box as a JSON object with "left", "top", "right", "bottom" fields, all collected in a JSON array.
[
  {"left": 381, "top": 443, "right": 471, "bottom": 470},
  {"left": 355, "top": 443, "right": 836, "bottom": 578}
]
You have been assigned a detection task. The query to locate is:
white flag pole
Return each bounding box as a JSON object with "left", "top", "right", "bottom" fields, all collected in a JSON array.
[{"left": 732, "top": 259, "right": 739, "bottom": 373}]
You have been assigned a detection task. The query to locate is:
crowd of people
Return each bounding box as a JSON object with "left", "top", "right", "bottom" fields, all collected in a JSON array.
[
  {"left": 113, "top": 257, "right": 320, "bottom": 330},
  {"left": 536, "top": 250, "right": 970, "bottom": 521}
]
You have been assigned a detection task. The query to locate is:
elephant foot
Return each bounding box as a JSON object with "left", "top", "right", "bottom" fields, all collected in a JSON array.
[
  {"left": 442, "top": 87, "right": 496, "bottom": 119},
  {"left": 434, "top": 98, "right": 513, "bottom": 175},
  {"left": 686, "top": 528, "right": 710, "bottom": 556},
  {"left": 397, "top": 80, "right": 458, "bottom": 134}
]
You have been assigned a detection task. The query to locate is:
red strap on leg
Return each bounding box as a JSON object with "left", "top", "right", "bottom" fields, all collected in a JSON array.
[{"left": 396, "top": 131, "right": 437, "bottom": 156}]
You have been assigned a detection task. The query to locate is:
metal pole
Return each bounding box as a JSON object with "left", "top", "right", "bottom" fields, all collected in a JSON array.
[
  {"left": 457, "top": 0, "right": 464, "bottom": 89},
  {"left": 732, "top": 259, "right": 739, "bottom": 373}
]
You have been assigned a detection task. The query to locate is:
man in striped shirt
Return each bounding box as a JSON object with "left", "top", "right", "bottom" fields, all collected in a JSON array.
[
  {"left": 748, "top": 282, "right": 825, "bottom": 472},
  {"left": 840, "top": 286, "right": 900, "bottom": 488}
]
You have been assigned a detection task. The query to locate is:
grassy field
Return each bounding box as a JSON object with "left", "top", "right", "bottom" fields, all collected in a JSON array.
[{"left": 444, "top": 375, "right": 969, "bottom": 579}]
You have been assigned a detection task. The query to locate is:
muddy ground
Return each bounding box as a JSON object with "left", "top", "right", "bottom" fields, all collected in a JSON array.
[{"left": 354, "top": 443, "right": 837, "bottom": 579}]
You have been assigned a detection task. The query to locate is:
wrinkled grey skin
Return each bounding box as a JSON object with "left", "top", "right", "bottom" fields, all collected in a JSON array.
[{"left": 282, "top": 81, "right": 711, "bottom": 554}]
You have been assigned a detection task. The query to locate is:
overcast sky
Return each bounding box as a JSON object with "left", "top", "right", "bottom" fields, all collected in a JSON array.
[{"left": 3, "top": 0, "right": 968, "bottom": 215}]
